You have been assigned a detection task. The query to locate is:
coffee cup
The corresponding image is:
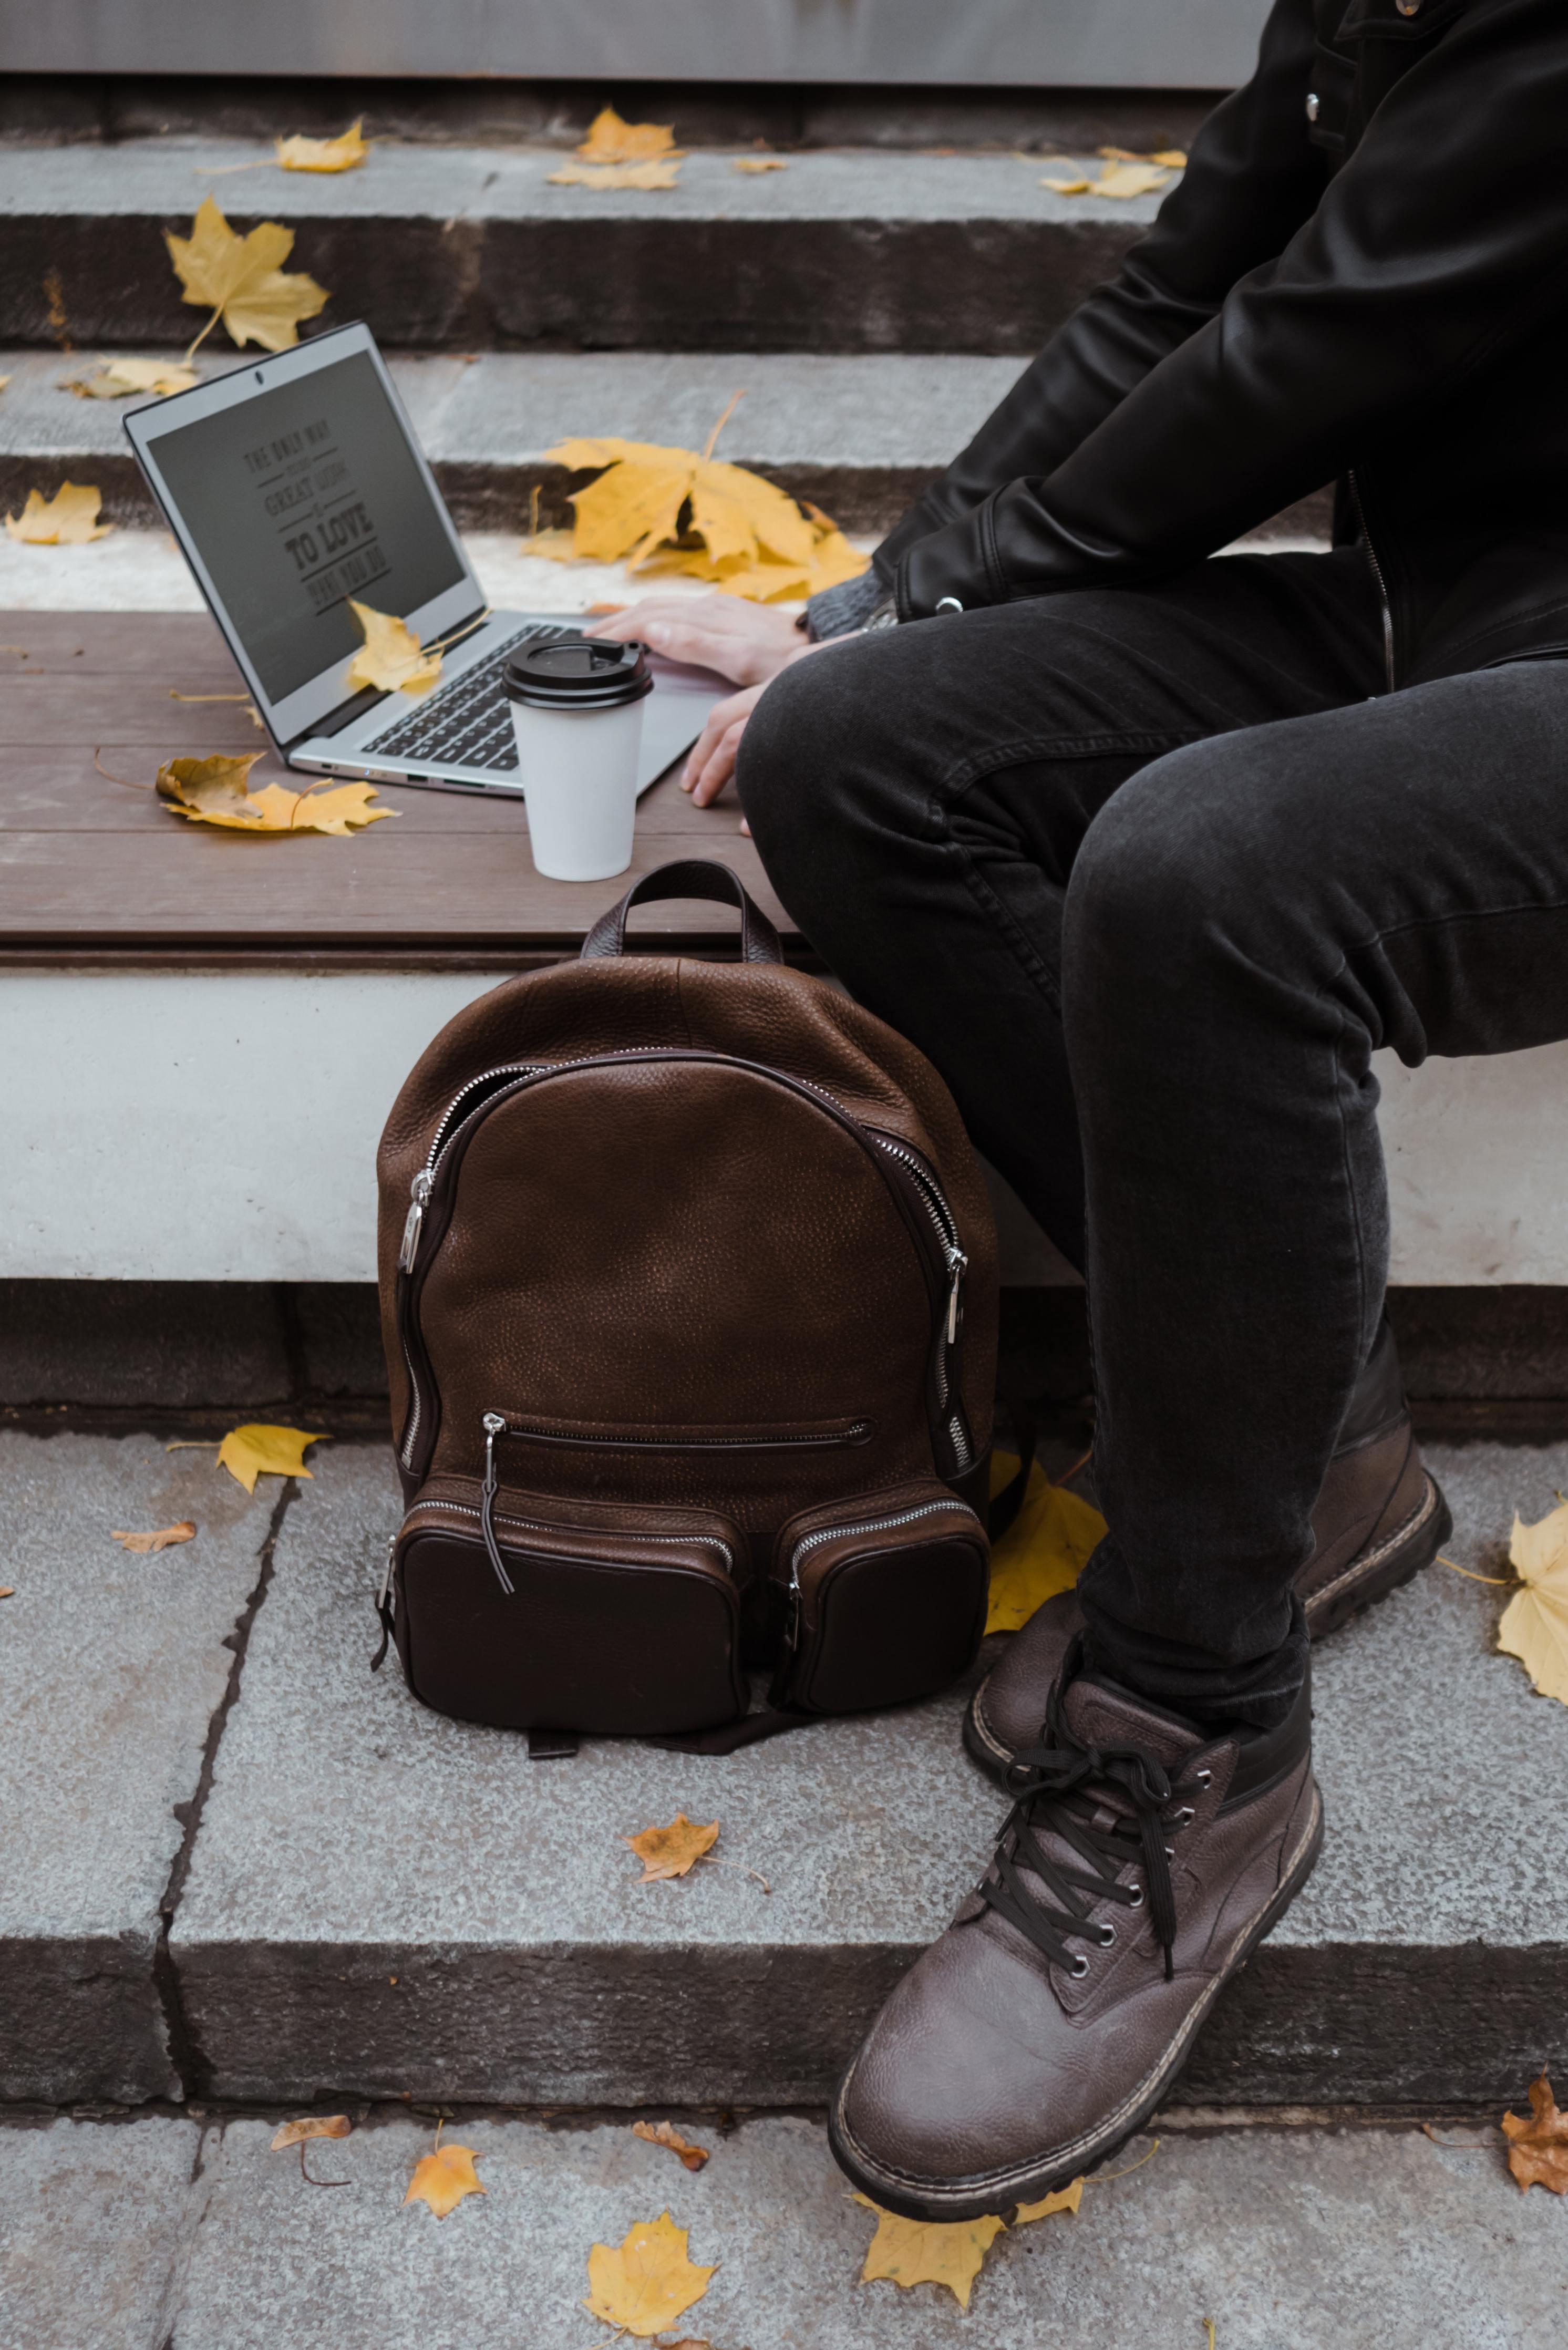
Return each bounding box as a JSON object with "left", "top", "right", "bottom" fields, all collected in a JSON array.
[{"left": 502, "top": 635, "right": 655, "bottom": 882}]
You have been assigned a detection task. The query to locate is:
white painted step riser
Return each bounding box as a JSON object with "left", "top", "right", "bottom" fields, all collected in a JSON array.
[{"left": 1, "top": 966, "right": 1562, "bottom": 1286}]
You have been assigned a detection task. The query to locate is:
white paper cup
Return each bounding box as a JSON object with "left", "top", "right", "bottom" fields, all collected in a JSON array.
[{"left": 503, "top": 636, "right": 654, "bottom": 883}]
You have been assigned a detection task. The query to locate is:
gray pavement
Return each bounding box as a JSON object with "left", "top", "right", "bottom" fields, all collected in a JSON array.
[
  {"left": 0, "top": 1433, "right": 279, "bottom": 2102},
  {"left": 3, "top": 2107, "right": 1563, "bottom": 2350},
  {"left": 170, "top": 1439, "right": 1568, "bottom": 2108}
]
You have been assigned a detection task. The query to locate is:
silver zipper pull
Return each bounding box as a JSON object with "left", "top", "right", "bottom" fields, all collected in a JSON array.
[
  {"left": 398, "top": 1169, "right": 433, "bottom": 1274},
  {"left": 377, "top": 1532, "right": 397, "bottom": 1612},
  {"left": 945, "top": 1246, "right": 968, "bottom": 1346},
  {"left": 479, "top": 1414, "right": 515, "bottom": 1597}
]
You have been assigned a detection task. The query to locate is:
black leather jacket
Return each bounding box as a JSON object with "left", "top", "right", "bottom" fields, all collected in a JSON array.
[{"left": 884, "top": 0, "right": 1568, "bottom": 690}]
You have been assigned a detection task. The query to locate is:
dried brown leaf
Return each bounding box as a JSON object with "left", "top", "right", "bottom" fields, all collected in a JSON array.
[
  {"left": 624, "top": 1813, "right": 719, "bottom": 1882},
  {"left": 271, "top": 2114, "right": 350, "bottom": 2149},
  {"left": 632, "top": 2119, "right": 711, "bottom": 2171},
  {"left": 1503, "top": 2075, "right": 1568, "bottom": 2192},
  {"left": 110, "top": 1521, "right": 197, "bottom": 1554}
]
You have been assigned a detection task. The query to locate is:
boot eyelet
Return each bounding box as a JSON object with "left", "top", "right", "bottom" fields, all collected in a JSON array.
[
  {"left": 1097, "top": 1923, "right": 1116, "bottom": 1947},
  {"left": 1172, "top": 1806, "right": 1195, "bottom": 1827},
  {"left": 1128, "top": 1884, "right": 1144, "bottom": 1908},
  {"left": 1069, "top": 1953, "right": 1090, "bottom": 1978},
  {"left": 1194, "top": 1769, "right": 1212, "bottom": 1788}
]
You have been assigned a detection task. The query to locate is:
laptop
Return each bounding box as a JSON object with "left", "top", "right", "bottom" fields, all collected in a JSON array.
[{"left": 123, "top": 319, "right": 722, "bottom": 796}]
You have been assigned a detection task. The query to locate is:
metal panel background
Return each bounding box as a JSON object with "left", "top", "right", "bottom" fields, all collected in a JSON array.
[{"left": 0, "top": 0, "right": 1266, "bottom": 89}]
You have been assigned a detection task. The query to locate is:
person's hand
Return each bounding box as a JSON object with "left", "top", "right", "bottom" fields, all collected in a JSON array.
[
  {"left": 682, "top": 680, "right": 768, "bottom": 812},
  {"left": 583, "top": 592, "right": 805, "bottom": 688}
]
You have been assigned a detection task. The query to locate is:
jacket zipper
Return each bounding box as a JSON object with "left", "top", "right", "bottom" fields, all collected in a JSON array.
[
  {"left": 783, "top": 1497, "right": 983, "bottom": 1651},
  {"left": 1348, "top": 467, "right": 1396, "bottom": 694},
  {"left": 396, "top": 1050, "right": 971, "bottom": 1481}
]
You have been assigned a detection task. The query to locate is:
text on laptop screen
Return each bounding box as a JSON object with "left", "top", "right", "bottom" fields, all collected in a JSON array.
[{"left": 150, "top": 351, "right": 467, "bottom": 703}]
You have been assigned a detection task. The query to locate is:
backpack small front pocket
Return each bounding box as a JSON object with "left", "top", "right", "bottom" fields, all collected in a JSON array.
[
  {"left": 771, "top": 1485, "right": 989, "bottom": 1716},
  {"left": 393, "top": 1489, "right": 747, "bottom": 1736}
]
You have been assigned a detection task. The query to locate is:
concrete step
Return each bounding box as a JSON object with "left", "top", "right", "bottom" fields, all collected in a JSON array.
[
  {"left": 0, "top": 346, "right": 1027, "bottom": 537},
  {"left": 2, "top": 138, "right": 1165, "bottom": 356},
  {"left": 0, "top": 347, "right": 1338, "bottom": 542},
  {"left": 5, "top": 1429, "right": 1566, "bottom": 2111},
  {"left": 3, "top": 2106, "right": 1557, "bottom": 2350}
]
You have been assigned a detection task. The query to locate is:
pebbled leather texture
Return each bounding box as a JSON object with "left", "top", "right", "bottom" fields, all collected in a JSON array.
[
  {"left": 376, "top": 868, "right": 999, "bottom": 1737},
  {"left": 884, "top": 0, "right": 1568, "bottom": 690},
  {"left": 832, "top": 1670, "right": 1319, "bottom": 2214}
]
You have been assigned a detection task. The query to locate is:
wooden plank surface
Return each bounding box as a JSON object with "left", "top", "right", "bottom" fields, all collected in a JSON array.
[{"left": 0, "top": 612, "right": 793, "bottom": 961}]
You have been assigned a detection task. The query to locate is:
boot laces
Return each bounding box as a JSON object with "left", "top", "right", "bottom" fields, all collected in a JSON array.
[{"left": 979, "top": 1676, "right": 1199, "bottom": 1984}]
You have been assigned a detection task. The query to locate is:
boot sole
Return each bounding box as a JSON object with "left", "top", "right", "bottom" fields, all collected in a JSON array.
[
  {"left": 1300, "top": 1470, "right": 1450, "bottom": 1640},
  {"left": 962, "top": 1470, "right": 1451, "bottom": 1790},
  {"left": 827, "top": 1779, "right": 1325, "bottom": 2224}
]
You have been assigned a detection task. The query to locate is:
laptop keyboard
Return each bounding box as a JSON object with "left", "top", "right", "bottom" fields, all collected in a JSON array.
[{"left": 369, "top": 622, "right": 572, "bottom": 771}]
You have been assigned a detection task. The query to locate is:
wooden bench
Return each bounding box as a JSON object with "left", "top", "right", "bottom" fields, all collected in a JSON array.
[{"left": 2, "top": 611, "right": 1564, "bottom": 1290}]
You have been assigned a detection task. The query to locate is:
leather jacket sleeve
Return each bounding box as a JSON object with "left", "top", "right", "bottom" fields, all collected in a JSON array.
[
  {"left": 897, "top": 0, "right": 1568, "bottom": 621},
  {"left": 874, "top": 0, "right": 1325, "bottom": 589}
]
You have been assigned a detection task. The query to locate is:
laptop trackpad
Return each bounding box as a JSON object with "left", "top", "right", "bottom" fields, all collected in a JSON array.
[{"left": 639, "top": 651, "right": 728, "bottom": 794}]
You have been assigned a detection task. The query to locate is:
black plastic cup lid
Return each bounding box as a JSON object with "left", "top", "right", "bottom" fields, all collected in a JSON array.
[{"left": 502, "top": 635, "right": 654, "bottom": 709}]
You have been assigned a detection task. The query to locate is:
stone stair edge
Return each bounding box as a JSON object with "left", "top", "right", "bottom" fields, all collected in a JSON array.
[
  {"left": 0, "top": 346, "right": 1335, "bottom": 541},
  {"left": 0, "top": 141, "right": 1165, "bottom": 356}
]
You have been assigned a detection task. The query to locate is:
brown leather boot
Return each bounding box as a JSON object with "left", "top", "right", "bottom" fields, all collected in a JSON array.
[
  {"left": 967, "top": 1315, "right": 1448, "bottom": 1782},
  {"left": 830, "top": 1655, "right": 1322, "bottom": 2221}
]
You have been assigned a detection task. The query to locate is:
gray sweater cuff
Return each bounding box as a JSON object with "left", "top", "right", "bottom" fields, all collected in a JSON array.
[{"left": 804, "top": 566, "right": 889, "bottom": 641}]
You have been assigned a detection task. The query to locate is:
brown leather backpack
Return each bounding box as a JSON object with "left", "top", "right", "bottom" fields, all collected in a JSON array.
[{"left": 372, "top": 860, "right": 998, "bottom": 1755}]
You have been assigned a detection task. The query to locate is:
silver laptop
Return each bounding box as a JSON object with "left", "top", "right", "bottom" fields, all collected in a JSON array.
[{"left": 123, "top": 319, "right": 721, "bottom": 795}]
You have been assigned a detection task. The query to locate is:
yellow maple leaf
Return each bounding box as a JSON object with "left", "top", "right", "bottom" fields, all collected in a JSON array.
[
  {"left": 5, "top": 482, "right": 112, "bottom": 544},
  {"left": 583, "top": 2211, "right": 716, "bottom": 2338},
  {"left": 271, "top": 2114, "right": 350, "bottom": 2149},
  {"left": 216, "top": 1423, "right": 328, "bottom": 1493},
  {"left": 62, "top": 358, "right": 201, "bottom": 400},
  {"left": 345, "top": 600, "right": 443, "bottom": 697},
  {"left": 404, "top": 2141, "right": 485, "bottom": 2218},
  {"left": 110, "top": 1521, "right": 197, "bottom": 1554},
  {"left": 1041, "top": 176, "right": 1094, "bottom": 195},
  {"left": 165, "top": 196, "right": 330, "bottom": 357},
  {"left": 853, "top": 2195, "right": 1005, "bottom": 2310},
  {"left": 624, "top": 1813, "right": 719, "bottom": 1882},
  {"left": 546, "top": 426, "right": 868, "bottom": 603},
  {"left": 631, "top": 2119, "right": 710, "bottom": 2171},
  {"left": 1014, "top": 2177, "right": 1084, "bottom": 2222},
  {"left": 1095, "top": 163, "right": 1172, "bottom": 199},
  {"left": 0, "top": 1588, "right": 13, "bottom": 1601},
  {"left": 0, "top": 374, "right": 10, "bottom": 394},
  {"left": 733, "top": 156, "right": 788, "bottom": 173},
  {"left": 1502, "top": 2076, "right": 1568, "bottom": 2193},
  {"left": 548, "top": 160, "right": 683, "bottom": 191},
  {"left": 155, "top": 753, "right": 393, "bottom": 835},
  {"left": 577, "top": 106, "right": 683, "bottom": 164},
  {"left": 1499, "top": 1502, "right": 1568, "bottom": 1704},
  {"left": 1149, "top": 148, "right": 1189, "bottom": 168},
  {"left": 984, "top": 1451, "right": 1107, "bottom": 1634},
  {"left": 276, "top": 119, "right": 369, "bottom": 174}
]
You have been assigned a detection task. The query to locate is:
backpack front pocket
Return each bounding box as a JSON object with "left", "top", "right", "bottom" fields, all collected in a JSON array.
[
  {"left": 771, "top": 1485, "right": 989, "bottom": 1716},
  {"left": 392, "top": 1488, "right": 747, "bottom": 1736}
]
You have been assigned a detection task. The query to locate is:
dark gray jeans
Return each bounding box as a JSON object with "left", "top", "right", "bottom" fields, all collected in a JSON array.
[{"left": 737, "top": 548, "right": 1568, "bottom": 1725}]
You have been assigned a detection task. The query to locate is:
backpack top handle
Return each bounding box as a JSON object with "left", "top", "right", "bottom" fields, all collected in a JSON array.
[{"left": 579, "top": 858, "right": 785, "bottom": 966}]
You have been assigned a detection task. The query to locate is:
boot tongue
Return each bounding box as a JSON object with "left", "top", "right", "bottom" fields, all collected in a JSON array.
[{"left": 1062, "top": 1673, "right": 1203, "bottom": 1770}]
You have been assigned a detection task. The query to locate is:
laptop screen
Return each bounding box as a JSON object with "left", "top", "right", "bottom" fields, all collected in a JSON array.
[{"left": 148, "top": 347, "right": 467, "bottom": 705}]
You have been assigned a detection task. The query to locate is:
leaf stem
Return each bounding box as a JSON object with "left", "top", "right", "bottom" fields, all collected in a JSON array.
[
  {"left": 92, "top": 747, "right": 152, "bottom": 791},
  {"left": 1085, "top": 2136, "right": 1159, "bottom": 2185},
  {"left": 182, "top": 307, "right": 222, "bottom": 366},
  {"left": 298, "top": 2139, "right": 349, "bottom": 2188},
  {"left": 1438, "top": 1554, "right": 1514, "bottom": 1588},
  {"left": 701, "top": 387, "right": 748, "bottom": 462}
]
